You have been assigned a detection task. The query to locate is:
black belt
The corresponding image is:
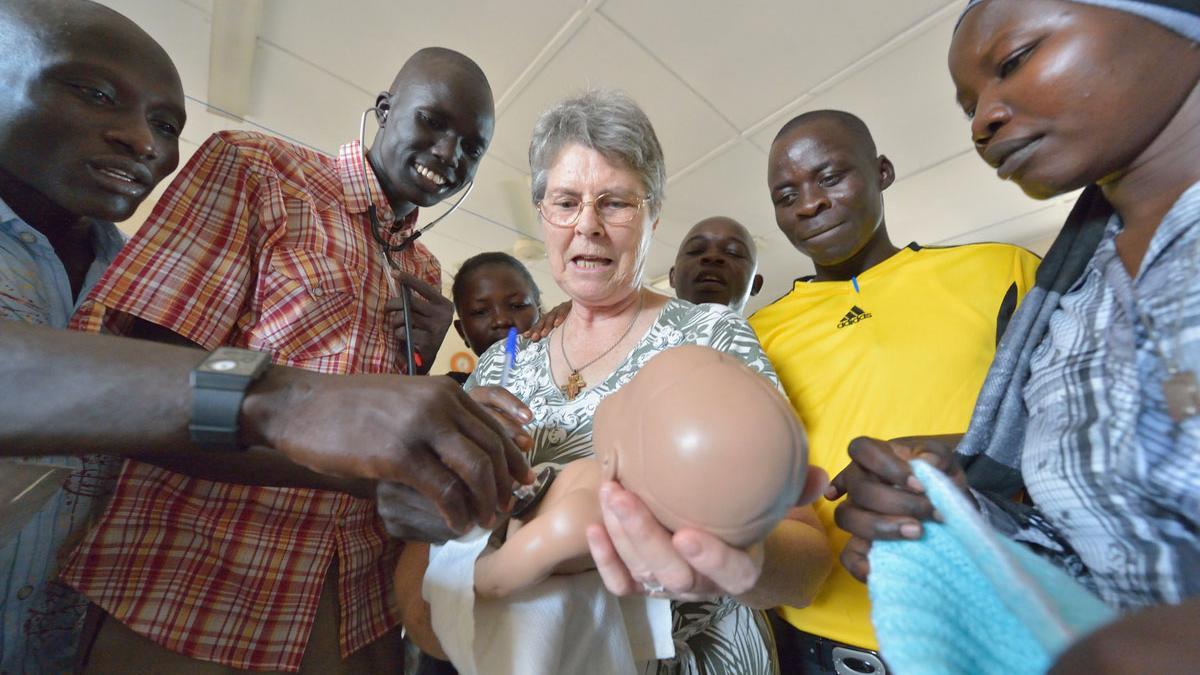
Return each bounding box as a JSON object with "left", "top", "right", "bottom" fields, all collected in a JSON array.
[{"left": 769, "top": 613, "right": 887, "bottom": 675}]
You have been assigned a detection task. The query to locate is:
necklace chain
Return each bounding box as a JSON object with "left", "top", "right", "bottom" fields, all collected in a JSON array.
[{"left": 558, "top": 293, "right": 645, "bottom": 400}]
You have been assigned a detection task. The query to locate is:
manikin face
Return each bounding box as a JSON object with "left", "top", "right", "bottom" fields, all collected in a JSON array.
[
  {"left": 767, "top": 120, "right": 894, "bottom": 267},
  {"left": 949, "top": 0, "right": 1200, "bottom": 199},
  {"left": 453, "top": 263, "right": 540, "bottom": 356},
  {"left": 0, "top": 14, "right": 185, "bottom": 222},
  {"left": 541, "top": 144, "right": 657, "bottom": 308}
]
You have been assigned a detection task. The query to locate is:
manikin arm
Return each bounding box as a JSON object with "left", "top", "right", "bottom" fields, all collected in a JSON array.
[
  {"left": 474, "top": 486, "right": 601, "bottom": 599},
  {"left": 474, "top": 458, "right": 603, "bottom": 599}
]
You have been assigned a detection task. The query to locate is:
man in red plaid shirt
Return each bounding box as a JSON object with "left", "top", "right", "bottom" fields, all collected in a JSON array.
[{"left": 61, "top": 47, "right": 523, "bottom": 672}]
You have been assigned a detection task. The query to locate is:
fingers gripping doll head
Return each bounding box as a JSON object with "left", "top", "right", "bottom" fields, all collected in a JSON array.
[{"left": 593, "top": 344, "right": 808, "bottom": 547}]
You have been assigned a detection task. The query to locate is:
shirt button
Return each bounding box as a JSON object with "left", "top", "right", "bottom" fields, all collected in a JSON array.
[
  {"left": 18, "top": 231, "right": 37, "bottom": 245},
  {"left": 16, "top": 585, "right": 33, "bottom": 600},
  {"left": 337, "top": 517, "right": 348, "bottom": 528},
  {"left": 312, "top": 286, "right": 324, "bottom": 297}
]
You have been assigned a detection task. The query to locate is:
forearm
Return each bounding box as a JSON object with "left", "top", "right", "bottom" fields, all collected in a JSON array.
[
  {"left": 3, "top": 322, "right": 200, "bottom": 455},
  {"left": 1, "top": 322, "right": 369, "bottom": 495},
  {"left": 736, "top": 507, "right": 832, "bottom": 609},
  {"left": 138, "top": 450, "right": 373, "bottom": 498}
]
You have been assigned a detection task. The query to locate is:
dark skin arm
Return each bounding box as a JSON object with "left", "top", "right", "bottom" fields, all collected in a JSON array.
[
  {"left": 122, "top": 317, "right": 375, "bottom": 494},
  {"left": 825, "top": 434, "right": 967, "bottom": 582},
  {"left": 1, "top": 321, "right": 533, "bottom": 539},
  {"left": 386, "top": 271, "right": 455, "bottom": 375},
  {"left": 1050, "top": 598, "right": 1200, "bottom": 675}
]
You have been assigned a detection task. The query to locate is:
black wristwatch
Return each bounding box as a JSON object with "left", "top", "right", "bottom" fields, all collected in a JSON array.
[{"left": 189, "top": 347, "right": 272, "bottom": 451}]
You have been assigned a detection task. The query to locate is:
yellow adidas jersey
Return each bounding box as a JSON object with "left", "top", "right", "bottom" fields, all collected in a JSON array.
[{"left": 749, "top": 242, "right": 1039, "bottom": 650}]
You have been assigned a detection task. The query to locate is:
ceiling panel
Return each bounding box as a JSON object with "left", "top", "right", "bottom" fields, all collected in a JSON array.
[
  {"left": 747, "top": 13, "right": 970, "bottom": 181},
  {"left": 99, "top": 0, "right": 211, "bottom": 100},
  {"left": 452, "top": 157, "right": 542, "bottom": 240},
  {"left": 246, "top": 42, "right": 370, "bottom": 155},
  {"left": 487, "top": 13, "right": 738, "bottom": 174},
  {"left": 257, "top": 0, "right": 582, "bottom": 104},
  {"left": 884, "top": 152, "right": 1052, "bottom": 247},
  {"left": 936, "top": 193, "right": 1081, "bottom": 249},
  {"left": 657, "top": 141, "right": 776, "bottom": 245},
  {"left": 601, "top": 0, "right": 951, "bottom": 131}
]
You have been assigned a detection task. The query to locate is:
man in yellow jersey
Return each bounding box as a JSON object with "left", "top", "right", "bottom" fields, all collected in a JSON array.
[{"left": 749, "top": 109, "right": 1039, "bottom": 674}]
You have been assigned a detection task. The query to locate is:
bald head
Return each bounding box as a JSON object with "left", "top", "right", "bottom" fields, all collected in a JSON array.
[
  {"left": 774, "top": 109, "right": 877, "bottom": 160},
  {"left": 0, "top": 0, "right": 175, "bottom": 78},
  {"left": 671, "top": 216, "right": 763, "bottom": 314},
  {"left": 388, "top": 47, "right": 492, "bottom": 103},
  {"left": 686, "top": 217, "right": 757, "bottom": 257}
]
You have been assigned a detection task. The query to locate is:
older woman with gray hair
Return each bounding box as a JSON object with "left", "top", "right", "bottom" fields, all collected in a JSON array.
[{"left": 399, "top": 89, "right": 831, "bottom": 675}]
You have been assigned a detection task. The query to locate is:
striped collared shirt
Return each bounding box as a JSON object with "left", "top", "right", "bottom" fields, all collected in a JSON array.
[
  {"left": 982, "top": 181, "right": 1200, "bottom": 609},
  {"left": 0, "top": 199, "right": 125, "bottom": 673}
]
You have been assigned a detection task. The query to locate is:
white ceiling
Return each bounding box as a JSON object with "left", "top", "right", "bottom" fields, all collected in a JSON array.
[{"left": 102, "top": 0, "right": 1074, "bottom": 314}]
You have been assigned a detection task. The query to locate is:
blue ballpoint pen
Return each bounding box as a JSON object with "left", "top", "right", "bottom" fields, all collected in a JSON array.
[{"left": 500, "top": 326, "right": 518, "bottom": 389}]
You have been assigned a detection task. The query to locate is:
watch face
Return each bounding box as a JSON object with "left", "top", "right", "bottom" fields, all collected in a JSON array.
[{"left": 199, "top": 347, "right": 271, "bottom": 377}]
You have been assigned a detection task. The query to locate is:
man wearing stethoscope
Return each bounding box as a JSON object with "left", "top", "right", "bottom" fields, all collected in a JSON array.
[{"left": 65, "top": 48, "right": 524, "bottom": 672}]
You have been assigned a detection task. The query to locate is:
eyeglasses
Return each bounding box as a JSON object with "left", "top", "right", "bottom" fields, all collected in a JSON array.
[{"left": 536, "top": 193, "right": 651, "bottom": 228}]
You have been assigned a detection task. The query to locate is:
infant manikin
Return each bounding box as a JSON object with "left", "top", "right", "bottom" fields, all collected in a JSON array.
[{"left": 474, "top": 344, "right": 808, "bottom": 599}]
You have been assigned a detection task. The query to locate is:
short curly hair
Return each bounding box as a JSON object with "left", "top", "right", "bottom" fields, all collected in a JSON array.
[{"left": 528, "top": 89, "right": 665, "bottom": 220}]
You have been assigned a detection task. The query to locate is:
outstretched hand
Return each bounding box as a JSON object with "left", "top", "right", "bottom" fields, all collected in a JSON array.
[
  {"left": 826, "top": 434, "right": 967, "bottom": 581},
  {"left": 586, "top": 468, "right": 828, "bottom": 603},
  {"left": 585, "top": 481, "right": 764, "bottom": 601},
  {"left": 247, "top": 370, "right": 533, "bottom": 540}
]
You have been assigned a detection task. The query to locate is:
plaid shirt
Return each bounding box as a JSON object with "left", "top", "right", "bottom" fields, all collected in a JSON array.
[
  {"left": 63, "top": 132, "right": 440, "bottom": 671},
  {"left": 978, "top": 181, "right": 1200, "bottom": 609}
]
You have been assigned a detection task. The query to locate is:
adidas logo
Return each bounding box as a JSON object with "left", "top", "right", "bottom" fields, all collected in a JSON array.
[{"left": 837, "top": 305, "right": 872, "bottom": 329}]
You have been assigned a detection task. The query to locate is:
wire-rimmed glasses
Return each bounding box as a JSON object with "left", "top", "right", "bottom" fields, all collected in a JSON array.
[{"left": 536, "top": 192, "right": 651, "bottom": 228}]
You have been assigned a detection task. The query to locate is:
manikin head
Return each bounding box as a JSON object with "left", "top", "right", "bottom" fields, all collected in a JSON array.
[{"left": 592, "top": 344, "right": 808, "bottom": 547}]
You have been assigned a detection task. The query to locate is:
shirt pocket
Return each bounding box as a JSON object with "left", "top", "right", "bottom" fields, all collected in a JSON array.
[{"left": 253, "top": 247, "right": 363, "bottom": 361}]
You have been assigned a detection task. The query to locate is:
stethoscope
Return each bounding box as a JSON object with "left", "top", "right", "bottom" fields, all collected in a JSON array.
[{"left": 358, "top": 104, "right": 475, "bottom": 374}]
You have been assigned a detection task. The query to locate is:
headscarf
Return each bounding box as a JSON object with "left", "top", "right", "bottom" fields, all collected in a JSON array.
[{"left": 957, "top": 0, "right": 1200, "bottom": 43}]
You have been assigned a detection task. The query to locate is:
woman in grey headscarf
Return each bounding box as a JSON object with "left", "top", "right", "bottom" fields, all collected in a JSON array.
[{"left": 832, "top": 0, "right": 1200, "bottom": 672}]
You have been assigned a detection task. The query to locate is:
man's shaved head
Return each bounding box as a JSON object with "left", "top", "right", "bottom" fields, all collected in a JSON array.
[
  {"left": 774, "top": 109, "right": 877, "bottom": 160},
  {"left": 670, "top": 216, "right": 763, "bottom": 313},
  {"left": 0, "top": 0, "right": 174, "bottom": 75},
  {"left": 686, "top": 216, "right": 757, "bottom": 256},
  {"left": 389, "top": 47, "right": 492, "bottom": 101}
]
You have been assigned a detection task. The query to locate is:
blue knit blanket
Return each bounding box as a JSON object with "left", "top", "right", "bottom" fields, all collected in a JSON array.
[{"left": 869, "top": 461, "right": 1117, "bottom": 675}]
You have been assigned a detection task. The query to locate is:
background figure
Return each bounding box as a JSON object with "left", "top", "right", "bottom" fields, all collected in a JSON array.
[
  {"left": 452, "top": 251, "right": 543, "bottom": 357},
  {"left": 669, "top": 216, "right": 763, "bottom": 314},
  {"left": 752, "top": 108, "right": 1038, "bottom": 674}
]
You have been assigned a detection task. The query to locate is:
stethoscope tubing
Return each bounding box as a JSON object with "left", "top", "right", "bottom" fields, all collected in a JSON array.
[{"left": 359, "top": 106, "right": 476, "bottom": 374}]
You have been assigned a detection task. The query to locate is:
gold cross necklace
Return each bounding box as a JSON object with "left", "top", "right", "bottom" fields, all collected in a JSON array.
[{"left": 558, "top": 293, "right": 645, "bottom": 401}]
